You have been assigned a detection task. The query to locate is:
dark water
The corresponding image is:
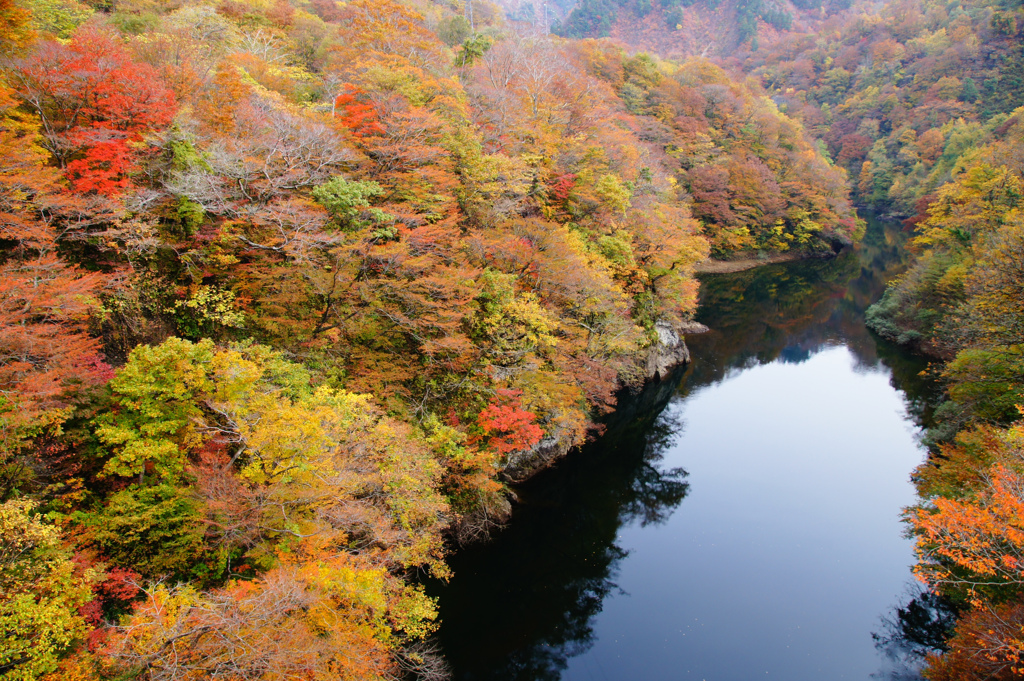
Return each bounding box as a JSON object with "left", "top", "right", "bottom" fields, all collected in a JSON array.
[{"left": 428, "top": 215, "right": 944, "bottom": 681}]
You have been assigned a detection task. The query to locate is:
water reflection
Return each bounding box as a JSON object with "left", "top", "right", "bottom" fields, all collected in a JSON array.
[
  {"left": 431, "top": 214, "right": 943, "bottom": 680},
  {"left": 429, "top": 375, "right": 690, "bottom": 680},
  {"left": 871, "top": 584, "right": 960, "bottom": 680},
  {"left": 688, "top": 213, "right": 923, "bottom": 387},
  {"left": 685, "top": 212, "right": 942, "bottom": 431}
]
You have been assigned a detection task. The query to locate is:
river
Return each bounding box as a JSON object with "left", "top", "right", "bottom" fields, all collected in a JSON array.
[{"left": 427, "top": 214, "right": 946, "bottom": 681}]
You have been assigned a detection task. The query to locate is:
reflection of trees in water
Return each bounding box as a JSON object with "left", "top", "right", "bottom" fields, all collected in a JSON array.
[
  {"left": 623, "top": 408, "right": 689, "bottom": 528},
  {"left": 431, "top": 371, "right": 690, "bottom": 681},
  {"left": 688, "top": 214, "right": 916, "bottom": 384},
  {"left": 684, "top": 213, "right": 949, "bottom": 681},
  {"left": 477, "top": 540, "right": 628, "bottom": 681},
  {"left": 874, "top": 338, "right": 943, "bottom": 433},
  {"left": 685, "top": 213, "right": 941, "bottom": 430},
  {"left": 871, "top": 583, "right": 960, "bottom": 680},
  {"left": 687, "top": 252, "right": 862, "bottom": 390},
  {"left": 434, "top": 214, "right": 940, "bottom": 680}
]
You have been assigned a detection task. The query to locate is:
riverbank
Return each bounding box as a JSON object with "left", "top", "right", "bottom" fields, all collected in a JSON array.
[
  {"left": 430, "top": 213, "right": 936, "bottom": 680},
  {"left": 694, "top": 251, "right": 807, "bottom": 273},
  {"left": 498, "top": 318, "right": 706, "bottom": 485}
]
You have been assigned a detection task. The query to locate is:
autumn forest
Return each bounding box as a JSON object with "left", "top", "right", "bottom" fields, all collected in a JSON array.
[{"left": 0, "top": 0, "right": 1021, "bottom": 677}]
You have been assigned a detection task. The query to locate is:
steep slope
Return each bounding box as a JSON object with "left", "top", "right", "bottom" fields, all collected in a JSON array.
[{"left": 0, "top": 0, "right": 854, "bottom": 678}]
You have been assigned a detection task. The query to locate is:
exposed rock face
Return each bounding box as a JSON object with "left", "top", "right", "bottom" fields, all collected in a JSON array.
[
  {"left": 502, "top": 431, "right": 573, "bottom": 483},
  {"left": 677, "top": 320, "right": 712, "bottom": 334},
  {"left": 645, "top": 320, "right": 707, "bottom": 380}
]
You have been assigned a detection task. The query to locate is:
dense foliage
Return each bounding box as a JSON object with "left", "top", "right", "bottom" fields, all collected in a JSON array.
[
  {"left": 0, "top": 0, "right": 857, "bottom": 678},
  {"left": 717, "top": 0, "right": 1024, "bottom": 674},
  {"left": 878, "top": 110, "right": 1024, "bottom": 681},
  {"left": 8, "top": 0, "right": 1021, "bottom": 673},
  {"left": 559, "top": 0, "right": 1024, "bottom": 673},
  {"left": 551, "top": 0, "right": 794, "bottom": 49},
  {"left": 575, "top": 45, "right": 857, "bottom": 255},
  {"left": 731, "top": 0, "right": 1024, "bottom": 215}
]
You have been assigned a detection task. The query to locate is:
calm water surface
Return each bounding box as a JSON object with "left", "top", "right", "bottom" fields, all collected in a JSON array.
[{"left": 429, "top": 216, "right": 943, "bottom": 681}]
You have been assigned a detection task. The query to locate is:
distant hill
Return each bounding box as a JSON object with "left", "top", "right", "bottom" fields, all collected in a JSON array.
[{"left": 549, "top": 0, "right": 840, "bottom": 56}]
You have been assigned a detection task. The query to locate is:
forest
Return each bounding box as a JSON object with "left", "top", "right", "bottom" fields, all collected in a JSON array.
[
  {"left": 0, "top": 0, "right": 1020, "bottom": 677},
  {"left": 741, "top": 0, "right": 1024, "bottom": 673},
  {"left": 537, "top": 0, "right": 1024, "bottom": 674}
]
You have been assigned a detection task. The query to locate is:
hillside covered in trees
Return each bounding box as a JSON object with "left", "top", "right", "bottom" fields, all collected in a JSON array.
[
  {"left": 2, "top": 0, "right": 1022, "bottom": 675},
  {"left": 559, "top": 0, "right": 1024, "bottom": 672},
  {"left": 717, "top": 0, "right": 1023, "bottom": 674},
  {"left": 0, "top": 0, "right": 860, "bottom": 678}
]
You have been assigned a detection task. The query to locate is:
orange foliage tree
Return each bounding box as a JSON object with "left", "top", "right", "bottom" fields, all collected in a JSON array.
[
  {"left": 909, "top": 418, "right": 1024, "bottom": 678},
  {"left": 0, "top": 86, "right": 108, "bottom": 497},
  {"left": 474, "top": 389, "right": 544, "bottom": 459}
]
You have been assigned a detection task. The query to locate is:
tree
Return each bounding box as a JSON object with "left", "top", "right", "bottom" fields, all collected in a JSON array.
[
  {"left": 924, "top": 601, "right": 1024, "bottom": 681},
  {"left": 9, "top": 28, "right": 176, "bottom": 194},
  {"left": 88, "top": 339, "right": 450, "bottom": 575},
  {"left": 911, "top": 461, "right": 1024, "bottom": 593},
  {"left": 0, "top": 87, "right": 109, "bottom": 499},
  {"left": 94, "top": 338, "right": 213, "bottom": 483},
  {"left": 909, "top": 419, "right": 1024, "bottom": 679},
  {"left": 0, "top": 0, "right": 32, "bottom": 54},
  {"left": 312, "top": 176, "right": 386, "bottom": 228},
  {"left": 436, "top": 15, "right": 472, "bottom": 47},
  {"left": 332, "top": 0, "right": 447, "bottom": 70},
  {"left": 331, "top": 85, "right": 385, "bottom": 139},
  {"left": 106, "top": 551, "right": 432, "bottom": 681},
  {"left": 0, "top": 500, "right": 97, "bottom": 680},
  {"left": 473, "top": 388, "right": 544, "bottom": 460},
  {"left": 937, "top": 209, "right": 1024, "bottom": 425}
]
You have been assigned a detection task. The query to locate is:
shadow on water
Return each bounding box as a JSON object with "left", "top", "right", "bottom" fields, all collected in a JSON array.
[
  {"left": 427, "top": 370, "right": 690, "bottom": 681},
  {"left": 428, "top": 213, "right": 945, "bottom": 680},
  {"left": 871, "top": 584, "right": 961, "bottom": 680}
]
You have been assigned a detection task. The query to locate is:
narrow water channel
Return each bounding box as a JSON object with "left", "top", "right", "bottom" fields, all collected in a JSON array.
[{"left": 428, "top": 215, "right": 943, "bottom": 681}]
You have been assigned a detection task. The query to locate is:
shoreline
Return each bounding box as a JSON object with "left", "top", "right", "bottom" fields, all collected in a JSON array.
[
  {"left": 497, "top": 319, "right": 701, "bottom": 485},
  {"left": 694, "top": 251, "right": 807, "bottom": 274}
]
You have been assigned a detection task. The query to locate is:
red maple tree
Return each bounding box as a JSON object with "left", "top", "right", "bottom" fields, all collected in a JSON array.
[
  {"left": 474, "top": 389, "right": 544, "bottom": 457},
  {"left": 10, "top": 28, "right": 176, "bottom": 195},
  {"left": 333, "top": 84, "right": 385, "bottom": 138}
]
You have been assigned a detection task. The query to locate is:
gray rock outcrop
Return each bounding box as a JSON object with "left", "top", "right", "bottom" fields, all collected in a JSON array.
[{"left": 645, "top": 320, "right": 707, "bottom": 380}]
